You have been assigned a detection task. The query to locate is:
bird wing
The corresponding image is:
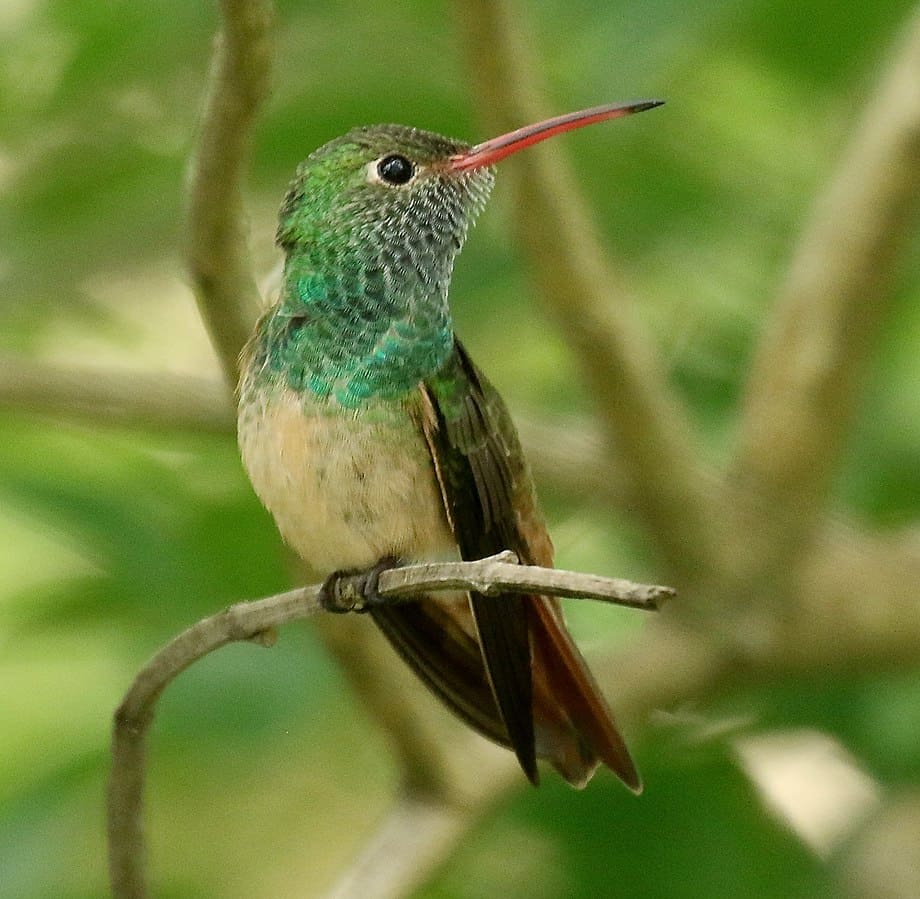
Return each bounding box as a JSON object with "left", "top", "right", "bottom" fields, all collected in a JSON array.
[
  {"left": 419, "top": 339, "right": 545, "bottom": 783},
  {"left": 370, "top": 336, "right": 540, "bottom": 780},
  {"left": 375, "top": 338, "right": 639, "bottom": 789}
]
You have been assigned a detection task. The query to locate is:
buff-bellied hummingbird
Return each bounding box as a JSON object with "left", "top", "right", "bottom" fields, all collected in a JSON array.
[{"left": 238, "top": 99, "right": 662, "bottom": 790}]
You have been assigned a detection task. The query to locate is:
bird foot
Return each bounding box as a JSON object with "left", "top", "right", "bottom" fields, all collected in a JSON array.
[{"left": 319, "top": 556, "right": 400, "bottom": 614}]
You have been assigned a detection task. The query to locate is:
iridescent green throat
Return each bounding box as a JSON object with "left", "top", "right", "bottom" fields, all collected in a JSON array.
[
  {"left": 253, "top": 250, "right": 454, "bottom": 409},
  {"left": 247, "top": 123, "right": 497, "bottom": 408}
]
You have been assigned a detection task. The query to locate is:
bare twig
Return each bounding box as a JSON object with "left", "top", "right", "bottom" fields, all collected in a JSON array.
[
  {"left": 453, "top": 0, "right": 722, "bottom": 584},
  {"left": 107, "top": 554, "right": 670, "bottom": 899},
  {"left": 186, "top": 0, "right": 274, "bottom": 385},
  {"left": 724, "top": 8, "right": 920, "bottom": 602},
  {"left": 336, "top": 551, "right": 673, "bottom": 611}
]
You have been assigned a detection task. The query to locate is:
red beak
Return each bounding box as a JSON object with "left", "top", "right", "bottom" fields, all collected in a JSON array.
[{"left": 449, "top": 99, "right": 663, "bottom": 172}]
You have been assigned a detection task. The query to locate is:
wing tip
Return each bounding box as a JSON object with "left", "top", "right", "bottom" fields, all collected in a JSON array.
[
  {"left": 620, "top": 763, "right": 644, "bottom": 795},
  {"left": 552, "top": 748, "right": 643, "bottom": 793},
  {"left": 520, "top": 753, "right": 540, "bottom": 787},
  {"left": 599, "top": 742, "right": 643, "bottom": 794}
]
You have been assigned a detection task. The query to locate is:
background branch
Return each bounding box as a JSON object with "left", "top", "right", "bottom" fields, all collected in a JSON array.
[
  {"left": 721, "top": 7, "right": 920, "bottom": 609},
  {"left": 0, "top": 355, "right": 233, "bottom": 435},
  {"left": 0, "top": 357, "right": 635, "bottom": 505},
  {"left": 454, "top": 0, "right": 723, "bottom": 584},
  {"left": 322, "top": 792, "right": 511, "bottom": 899},
  {"left": 186, "top": 0, "right": 274, "bottom": 385},
  {"left": 6, "top": 0, "right": 917, "bottom": 896}
]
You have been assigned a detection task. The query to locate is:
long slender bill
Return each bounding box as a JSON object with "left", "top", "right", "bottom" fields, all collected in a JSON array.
[{"left": 449, "top": 99, "right": 663, "bottom": 172}]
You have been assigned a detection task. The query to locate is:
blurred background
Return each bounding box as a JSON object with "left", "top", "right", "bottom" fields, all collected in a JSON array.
[{"left": 2, "top": 0, "right": 919, "bottom": 897}]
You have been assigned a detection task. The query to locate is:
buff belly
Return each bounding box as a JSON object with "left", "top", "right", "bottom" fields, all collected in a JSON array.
[{"left": 238, "top": 383, "right": 457, "bottom": 575}]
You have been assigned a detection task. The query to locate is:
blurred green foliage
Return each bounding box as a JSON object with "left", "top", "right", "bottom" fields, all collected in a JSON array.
[{"left": 1, "top": 0, "right": 918, "bottom": 897}]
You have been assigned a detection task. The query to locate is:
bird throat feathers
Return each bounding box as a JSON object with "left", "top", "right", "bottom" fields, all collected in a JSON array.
[{"left": 254, "top": 124, "right": 496, "bottom": 410}]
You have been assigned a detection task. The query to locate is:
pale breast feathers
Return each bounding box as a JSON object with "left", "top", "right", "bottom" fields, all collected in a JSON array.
[{"left": 238, "top": 384, "right": 456, "bottom": 574}]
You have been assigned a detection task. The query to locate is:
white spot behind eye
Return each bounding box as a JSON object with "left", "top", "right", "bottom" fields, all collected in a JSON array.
[{"left": 365, "top": 160, "right": 385, "bottom": 184}]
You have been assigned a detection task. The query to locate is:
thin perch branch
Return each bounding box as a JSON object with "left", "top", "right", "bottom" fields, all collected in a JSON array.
[
  {"left": 186, "top": 0, "right": 274, "bottom": 385},
  {"left": 107, "top": 553, "right": 670, "bottom": 899},
  {"left": 332, "top": 551, "right": 672, "bottom": 611}
]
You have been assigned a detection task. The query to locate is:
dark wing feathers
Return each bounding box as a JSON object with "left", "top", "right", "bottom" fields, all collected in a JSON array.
[
  {"left": 369, "top": 599, "right": 507, "bottom": 744},
  {"left": 423, "top": 342, "right": 539, "bottom": 782},
  {"left": 374, "top": 338, "right": 639, "bottom": 789}
]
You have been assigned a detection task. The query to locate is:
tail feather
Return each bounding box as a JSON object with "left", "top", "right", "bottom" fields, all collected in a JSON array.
[
  {"left": 530, "top": 598, "right": 642, "bottom": 793},
  {"left": 370, "top": 591, "right": 640, "bottom": 791}
]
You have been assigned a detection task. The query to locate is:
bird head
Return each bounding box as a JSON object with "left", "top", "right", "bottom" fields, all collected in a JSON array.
[{"left": 276, "top": 100, "right": 663, "bottom": 290}]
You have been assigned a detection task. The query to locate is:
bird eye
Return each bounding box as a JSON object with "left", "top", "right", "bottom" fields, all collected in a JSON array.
[{"left": 376, "top": 154, "right": 415, "bottom": 185}]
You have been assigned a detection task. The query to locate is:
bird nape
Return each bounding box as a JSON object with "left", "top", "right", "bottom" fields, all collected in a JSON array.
[{"left": 238, "top": 99, "right": 662, "bottom": 791}]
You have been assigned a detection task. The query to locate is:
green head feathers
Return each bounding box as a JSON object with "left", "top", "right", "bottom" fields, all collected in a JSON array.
[
  {"left": 263, "top": 125, "right": 494, "bottom": 408},
  {"left": 256, "top": 102, "right": 662, "bottom": 408},
  {"left": 277, "top": 125, "right": 495, "bottom": 266}
]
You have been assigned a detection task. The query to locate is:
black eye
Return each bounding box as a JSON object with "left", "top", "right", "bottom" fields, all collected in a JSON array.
[{"left": 376, "top": 154, "right": 415, "bottom": 185}]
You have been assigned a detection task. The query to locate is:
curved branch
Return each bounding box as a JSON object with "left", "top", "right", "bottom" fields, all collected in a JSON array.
[
  {"left": 186, "top": 0, "right": 274, "bottom": 385},
  {"left": 108, "top": 587, "right": 305, "bottom": 899},
  {"left": 724, "top": 8, "right": 920, "bottom": 597},
  {"left": 453, "top": 0, "right": 722, "bottom": 584},
  {"left": 106, "top": 553, "right": 669, "bottom": 898}
]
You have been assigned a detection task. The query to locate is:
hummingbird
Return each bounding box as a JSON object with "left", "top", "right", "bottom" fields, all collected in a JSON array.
[{"left": 238, "top": 99, "right": 662, "bottom": 791}]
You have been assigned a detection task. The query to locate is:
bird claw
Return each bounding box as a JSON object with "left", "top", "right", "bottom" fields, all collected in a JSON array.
[{"left": 319, "top": 556, "right": 400, "bottom": 614}]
